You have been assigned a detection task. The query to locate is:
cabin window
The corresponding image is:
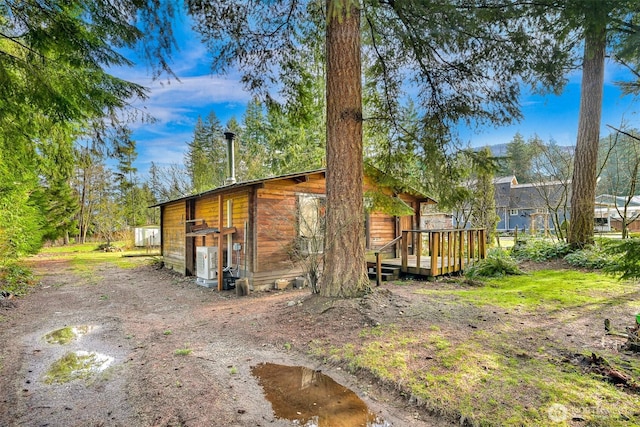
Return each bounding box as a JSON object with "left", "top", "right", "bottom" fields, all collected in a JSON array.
[{"left": 297, "top": 194, "right": 325, "bottom": 254}]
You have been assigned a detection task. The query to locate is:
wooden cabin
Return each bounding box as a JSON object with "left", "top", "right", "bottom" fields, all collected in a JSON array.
[{"left": 154, "top": 169, "right": 435, "bottom": 290}]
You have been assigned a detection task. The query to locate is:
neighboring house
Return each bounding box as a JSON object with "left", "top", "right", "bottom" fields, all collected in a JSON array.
[
  {"left": 594, "top": 194, "right": 640, "bottom": 232},
  {"left": 504, "top": 179, "right": 570, "bottom": 233},
  {"left": 153, "top": 169, "right": 435, "bottom": 290},
  {"left": 493, "top": 176, "right": 518, "bottom": 230},
  {"left": 455, "top": 176, "right": 571, "bottom": 233}
]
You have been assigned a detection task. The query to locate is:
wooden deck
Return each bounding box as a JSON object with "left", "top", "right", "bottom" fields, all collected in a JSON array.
[
  {"left": 377, "top": 255, "right": 459, "bottom": 277},
  {"left": 372, "top": 228, "right": 486, "bottom": 285}
]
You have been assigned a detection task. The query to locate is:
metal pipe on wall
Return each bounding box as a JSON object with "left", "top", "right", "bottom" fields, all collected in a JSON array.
[
  {"left": 227, "top": 199, "right": 233, "bottom": 270},
  {"left": 224, "top": 132, "right": 236, "bottom": 185}
]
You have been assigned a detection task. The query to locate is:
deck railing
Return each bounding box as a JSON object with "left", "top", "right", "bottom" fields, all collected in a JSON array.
[
  {"left": 373, "top": 235, "right": 403, "bottom": 286},
  {"left": 374, "top": 228, "right": 486, "bottom": 284}
]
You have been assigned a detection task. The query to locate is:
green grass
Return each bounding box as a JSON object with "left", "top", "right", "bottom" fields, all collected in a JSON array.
[
  {"left": 417, "top": 269, "right": 636, "bottom": 311},
  {"left": 309, "top": 270, "right": 640, "bottom": 426},
  {"left": 40, "top": 243, "right": 105, "bottom": 254},
  {"left": 311, "top": 327, "right": 640, "bottom": 426},
  {"left": 174, "top": 347, "right": 192, "bottom": 356},
  {"left": 31, "top": 242, "right": 152, "bottom": 280}
]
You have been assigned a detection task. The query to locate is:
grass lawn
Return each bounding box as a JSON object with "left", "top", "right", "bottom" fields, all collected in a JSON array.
[
  {"left": 310, "top": 269, "right": 640, "bottom": 426},
  {"left": 21, "top": 242, "right": 159, "bottom": 285}
]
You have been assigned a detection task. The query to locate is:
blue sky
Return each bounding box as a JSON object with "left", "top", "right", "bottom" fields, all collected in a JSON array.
[{"left": 117, "top": 15, "right": 639, "bottom": 177}]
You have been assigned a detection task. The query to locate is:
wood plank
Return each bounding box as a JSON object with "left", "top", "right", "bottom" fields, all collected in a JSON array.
[{"left": 430, "top": 232, "right": 439, "bottom": 275}]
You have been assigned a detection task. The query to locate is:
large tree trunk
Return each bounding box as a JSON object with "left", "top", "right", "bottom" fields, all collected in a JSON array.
[
  {"left": 569, "top": 20, "right": 606, "bottom": 248},
  {"left": 321, "top": 0, "right": 370, "bottom": 298}
]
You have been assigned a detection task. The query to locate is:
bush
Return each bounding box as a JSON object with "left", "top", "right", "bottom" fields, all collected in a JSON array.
[
  {"left": 510, "top": 236, "right": 571, "bottom": 262},
  {"left": 603, "top": 238, "right": 640, "bottom": 280},
  {"left": 563, "top": 244, "right": 618, "bottom": 270},
  {"left": 465, "top": 249, "right": 522, "bottom": 278},
  {"left": 0, "top": 263, "right": 36, "bottom": 296}
]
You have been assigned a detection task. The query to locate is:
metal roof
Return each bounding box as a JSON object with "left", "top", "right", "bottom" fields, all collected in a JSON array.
[{"left": 150, "top": 167, "right": 434, "bottom": 208}]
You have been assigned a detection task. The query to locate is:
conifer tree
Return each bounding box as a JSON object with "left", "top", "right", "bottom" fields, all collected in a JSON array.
[{"left": 186, "top": 0, "right": 578, "bottom": 297}]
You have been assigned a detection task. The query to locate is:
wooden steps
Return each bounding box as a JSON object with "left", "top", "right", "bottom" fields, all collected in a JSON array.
[{"left": 367, "top": 262, "right": 401, "bottom": 282}]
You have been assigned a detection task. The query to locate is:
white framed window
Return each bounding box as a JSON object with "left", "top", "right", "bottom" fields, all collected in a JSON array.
[
  {"left": 297, "top": 194, "right": 325, "bottom": 254},
  {"left": 509, "top": 209, "right": 519, "bottom": 216}
]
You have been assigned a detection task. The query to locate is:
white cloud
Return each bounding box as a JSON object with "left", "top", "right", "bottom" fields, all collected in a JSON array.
[{"left": 144, "top": 75, "right": 250, "bottom": 108}]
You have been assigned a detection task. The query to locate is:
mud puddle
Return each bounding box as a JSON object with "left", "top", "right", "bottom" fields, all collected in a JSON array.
[
  {"left": 44, "top": 350, "right": 114, "bottom": 384},
  {"left": 44, "top": 325, "right": 92, "bottom": 344},
  {"left": 251, "top": 362, "right": 391, "bottom": 427},
  {"left": 42, "top": 325, "right": 114, "bottom": 384}
]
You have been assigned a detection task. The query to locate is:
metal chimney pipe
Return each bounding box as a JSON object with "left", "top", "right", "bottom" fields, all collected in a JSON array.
[{"left": 224, "top": 131, "right": 236, "bottom": 185}]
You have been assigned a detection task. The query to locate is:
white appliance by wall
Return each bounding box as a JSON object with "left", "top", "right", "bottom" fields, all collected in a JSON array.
[{"left": 196, "top": 246, "right": 218, "bottom": 280}]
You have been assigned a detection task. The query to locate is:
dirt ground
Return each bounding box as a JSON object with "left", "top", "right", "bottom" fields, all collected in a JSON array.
[
  {"left": 2, "top": 257, "right": 638, "bottom": 427},
  {"left": 0, "top": 258, "right": 456, "bottom": 427}
]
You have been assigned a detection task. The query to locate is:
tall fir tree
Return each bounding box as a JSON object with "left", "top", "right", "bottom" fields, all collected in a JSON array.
[
  {"left": 187, "top": 0, "right": 579, "bottom": 297},
  {"left": 184, "top": 112, "right": 225, "bottom": 192},
  {"left": 113, "top": 128, "right": 139, "bottom": 226}
]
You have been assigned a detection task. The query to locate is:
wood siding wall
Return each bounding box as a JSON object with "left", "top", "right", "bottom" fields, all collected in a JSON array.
[
  {"left": 255, "top": 175, "right": 326, "bottom": 279},
  {"left": 162, "top": 202, "right": 186, "bottom": 272},
  {"left": 368, "top": 212, "right": 396, "bottom": 251},
  {"left": 192, "top": 191, "right": 251, "bottom": 275},
  {"left": 160, "top": 171, "right": 432, "bottom": 289}
]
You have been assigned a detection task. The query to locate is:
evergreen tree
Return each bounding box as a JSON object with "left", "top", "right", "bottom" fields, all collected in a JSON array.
[
  {"left": 239, "top": 99, "right": 270, "bottom": 180},
  {"left": 496, "top": 133, "right": 542, "bottom": 183},
  {"left": 187, "top": 0, "right": 576, "bottom": 297},
  {"left": 0, "top": 141, "right": 45, "bottom": 263},
  {"left": 184, "top": 112, "right": 226, "bottom": 192},
  {"left": 521, "top": 1, "right": 640, "bottom": 246},
  {"left": 113, "top": 128, "right": 138, "bottom": 226},
  {"left": 1, "top": 0, "right": 177, "bottom": 254},
  {"left": 265, "top": 103, "right": 326, "bottom": 175}
]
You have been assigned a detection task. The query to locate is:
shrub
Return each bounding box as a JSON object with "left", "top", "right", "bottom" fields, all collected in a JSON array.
[
  {"left": 603, "top": 238, "right": 640, "bottom": 280},
  {"left": 510, "top": 236, "right": 571, "bottom": 262},
  {"left": 465, "top": 249, "right": 522, "bottom": 278},
  {"left": 0, "top": 263, "right": 36, "bottom": 296},
  {"left": 563, "top": 245, "right": 618, "bottom": 270}
]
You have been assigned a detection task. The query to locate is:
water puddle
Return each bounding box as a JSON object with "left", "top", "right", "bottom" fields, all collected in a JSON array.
[
  {"left": 251, "top": 363, "right": 391, "bottom": 427},
  {"left": 44, "top": 325, "right": 92, "bottom": 345},
  {"left": 44, "top": 350, "right": 114, "bottom": 384}
]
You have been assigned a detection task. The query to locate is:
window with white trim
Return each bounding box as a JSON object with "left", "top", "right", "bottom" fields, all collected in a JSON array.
[{"left": 297, "top": 194, "right": 325, "bottom": 254}]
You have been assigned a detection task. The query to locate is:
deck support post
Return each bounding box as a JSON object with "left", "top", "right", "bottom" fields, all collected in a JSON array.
[
  {"left": 375, "top": 252, "right": 382, "bottom": 287},
  {"left": 401, "top": 230, "right": 409, "bottom": 273},
  {"left": 415, "top": 231, "right": 422, "bottom": 271},
  {"left": 430, "top": 231, "right": 439, "bottom": 276}
]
